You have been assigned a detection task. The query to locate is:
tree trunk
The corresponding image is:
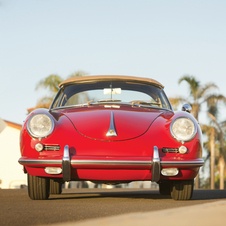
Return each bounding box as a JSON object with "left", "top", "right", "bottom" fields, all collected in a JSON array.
[
  {"left": 206, "top": 112, "right": 225, "bottom": 190},
  {"left": 219, "top": 155, "right": 225, "bottom": 190},
  {"left": 195, "top": 173, "right": 199, "bottom": 189},
  {"left": 210, "top": 127, "right": 215, "bottom": 189}
]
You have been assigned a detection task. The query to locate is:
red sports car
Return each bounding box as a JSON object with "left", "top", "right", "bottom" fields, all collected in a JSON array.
[{"left": 19, "top": 75, "right": 203, "bottom": 200}]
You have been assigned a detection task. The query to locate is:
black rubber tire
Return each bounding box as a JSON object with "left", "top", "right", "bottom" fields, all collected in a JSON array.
[
  {"left": 159, "top": 181, "right": 171, "bottom": 195},
  {"left": 50, "top": 179, "right": 62, "bottom": 194},
  {"left": 170, "top": 179, "right": 194, "bottom": 200},
  {"left": 28, "top": 174, "right": 50, "bottom": 200}
]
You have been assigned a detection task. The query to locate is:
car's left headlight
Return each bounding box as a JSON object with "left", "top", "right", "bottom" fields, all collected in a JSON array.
[
  {"left": 27, "top": 114, "right": 54, "bottom": 138},
  {"left": 170, "top": 117, "right": 197, "bottom": 142}
]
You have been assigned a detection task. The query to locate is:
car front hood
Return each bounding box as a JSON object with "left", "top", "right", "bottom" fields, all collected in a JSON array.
[{"left": 60, "top": 106, "right": 164, "bottom": 141}]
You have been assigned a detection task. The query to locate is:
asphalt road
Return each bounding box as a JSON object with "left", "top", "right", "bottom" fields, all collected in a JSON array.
[{"left": 0, "top": 188, "right": 226, "bottom": 226}]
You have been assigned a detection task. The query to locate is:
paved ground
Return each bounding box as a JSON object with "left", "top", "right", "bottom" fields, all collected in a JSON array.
[
  {"left": 0, "top": 188, "right": 226, "bottom": 226},
  {"left": 54, "top": 200, "right": 226, "bottom": 226}
]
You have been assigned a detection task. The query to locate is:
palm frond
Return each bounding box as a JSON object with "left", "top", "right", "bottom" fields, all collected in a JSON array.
[
  {"left": 196, "top": 82, "right": 218, "bottom": 99},
  {"left": 178, "top": 75, "right": 200, "bottom": 99},
  {"left": 37, "top": 97, "right": 53, "bottom": 105},
  {"left": 202, "top": 95, "right": 226, "bottom": 120},
  {"left": 168, "top": 96, "right": 186, "bottom": 110},
  {"left": 67, "top": 71, "right": 88, "bottom": 78},
  {"left": 207, "top": 112, "right": 221, "bottom": 131},
  {"left": 201, "top": 124, "right": 213, "bottom": 136},
  {"left": 220, "top": 120, "right": 226, "bottom": 128},
  {"left": 36, "top": 74, "right": 63, "bottom": 94},
  {"left": 207, "top": 105, "right": 219, "bottom": 119},
  {"left": 204, "top": 94, "right": 226, "bottom": 105}
]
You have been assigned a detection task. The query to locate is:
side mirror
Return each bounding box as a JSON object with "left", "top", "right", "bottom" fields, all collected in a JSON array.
[{"left": 182, "top": 104, "right": 192, "bottom": 113}]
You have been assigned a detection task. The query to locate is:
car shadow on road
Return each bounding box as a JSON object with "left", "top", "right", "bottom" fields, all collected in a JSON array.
[
  {"left": 49, "top": 189, "right": 170, "bottom": 200},
  {"left": 49, "top": 189, "right": 226, "bottom": 201}
]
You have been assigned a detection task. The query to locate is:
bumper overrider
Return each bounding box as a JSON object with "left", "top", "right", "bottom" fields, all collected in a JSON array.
[{"left": 19, "top": 145, "right": 204, "bottom": 182}]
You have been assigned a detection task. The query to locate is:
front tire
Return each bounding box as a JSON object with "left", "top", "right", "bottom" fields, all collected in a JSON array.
[
  {"left": 28, "top": 174, "right": 50, "bottom": 200},
  {"left": 170, "top": 180, "right": 194, "bottom": 200},
  {"left": 50, "top": 179, "right": 62, "bottom": 194}
]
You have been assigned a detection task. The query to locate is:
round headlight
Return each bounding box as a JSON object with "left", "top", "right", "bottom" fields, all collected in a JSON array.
[
  {"left": 170, "top": 117, "right": 196, "bottom": 142},
  {"left": 27, "top": 114, "right": 54, "bottom": 138}
]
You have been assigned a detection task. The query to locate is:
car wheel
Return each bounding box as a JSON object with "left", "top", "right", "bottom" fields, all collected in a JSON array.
[
  {"left": 28, "top": 174, "right": 50, "bottom": 200},
  {"left": 159, "top": 181, "right": 171, "bottom": 195},
  {"left": 170, "top": 179, "right": 194, "bottom": 200},
  {"left": 50, "top": 179, "right": 62, "bottom": 194}
]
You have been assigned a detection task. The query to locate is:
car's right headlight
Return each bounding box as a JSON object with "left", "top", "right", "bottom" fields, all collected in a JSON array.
[
  {"left": 170, "top": 117, "right": 197, "bottom": 142},
  {"left": 27, "top": 114, "right": 54, "bottom": 138}
]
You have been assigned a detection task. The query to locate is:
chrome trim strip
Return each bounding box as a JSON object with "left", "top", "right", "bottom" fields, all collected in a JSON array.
[
  {"left": 18, "top": 159, "right": 61, "bottom": 165},
  {"left": 18, "top": 159, "right": 152, "bottom": 166},
  {"left": 152, "top": 146, "right": 160, "bottom": 182},
  {"left": 161, "top": 160, "right": 204, "bottom": 166},
  {"left": 62, "top": 145, "right": 71, "bottom": 181},
  {"left": 71, "top": 160, "right": 152, "bottom": 165},
  {"left": 19, "top": 158, "right": 204, "bottom": 167},
  {"left": 44, "top": 145, "right": 61, "bottom": 151},
  {"left": 51, "top": 102, "right": 173, "bottom": 112},
  {"left": 106, "top": 112, "right": 117, "bottom": 137},
  {"left": 161, "top": 88, "right": 173, "bottom": 111}
]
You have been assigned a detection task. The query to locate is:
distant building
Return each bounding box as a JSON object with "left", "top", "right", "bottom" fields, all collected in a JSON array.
[{"left": 0, "top": 118, "right": 27, "bottom": 189}]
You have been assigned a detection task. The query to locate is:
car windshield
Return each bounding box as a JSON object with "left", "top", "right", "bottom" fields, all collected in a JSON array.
[{"left": 51, "top": 81, "right": 171, "bottom": 110}]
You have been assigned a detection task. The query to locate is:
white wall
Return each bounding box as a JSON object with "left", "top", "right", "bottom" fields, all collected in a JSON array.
[{"left": 0, "top": 126, "right": 27, "bottom": 188}]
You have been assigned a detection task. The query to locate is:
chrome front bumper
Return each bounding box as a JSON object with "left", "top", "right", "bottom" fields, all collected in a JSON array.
[
  {"left": 19, "top": 145, "right": 204, "bottom": 182},
  {"left": 62, "top": 145, "right": 71, "bottom": 181}
]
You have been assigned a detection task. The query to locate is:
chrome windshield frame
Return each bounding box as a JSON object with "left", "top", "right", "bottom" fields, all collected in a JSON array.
[
  {"left": 50, "top": 101, "right": 174, "bottom": 112},
  {"left": 49, "top": 81, "right": 173, "bottom": 111}
]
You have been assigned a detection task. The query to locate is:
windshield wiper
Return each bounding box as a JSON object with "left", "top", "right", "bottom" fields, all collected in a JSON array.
[
  {"left": 88, "top": 99, "right": 122, "bottom": 105},
  {"left": 130, "top": 100, "right": 161, "bottom": 107}
]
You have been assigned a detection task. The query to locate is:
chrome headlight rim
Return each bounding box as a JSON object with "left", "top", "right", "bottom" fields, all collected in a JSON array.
[
  {"left": 27, "top": 113, "right": 54, "bottom": 139},
  {"left": 170, "top": 116, "right": 197, "bottom": 143}
]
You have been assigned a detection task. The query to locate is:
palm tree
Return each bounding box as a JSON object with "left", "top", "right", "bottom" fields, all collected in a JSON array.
[
  {"left": 36, "top": 71, "right": 88, "bottom": 96},
  {"left": 171, "top": 75, "right": 225, "bottom": 189},
  {"left": 36, "top": 74, "right": 63, "bottom": 97},
  {"left": 207, "top": 112, "right": 225, "bottom": 189},
  {"left": 201, "top": 124, "right": 216, "bottom": 189},
  {"left": 168, "top": 96, "right": 185, "bottom": 111},
  {"left": 67, "top": 71, "right": 88, "bottom": 78},
  {"left": 28, "top": 71, "right": 88, "bottom": 113},
  {"left": 178, "top": 76, "right": 221, "bottom": 120}
]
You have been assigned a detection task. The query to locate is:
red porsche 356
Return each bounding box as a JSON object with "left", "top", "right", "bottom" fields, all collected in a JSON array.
[{"left": 19, "top": 75, "right": 203, "bottom": 200}]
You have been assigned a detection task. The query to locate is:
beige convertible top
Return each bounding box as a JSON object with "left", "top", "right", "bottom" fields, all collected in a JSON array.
[{"left": 59, "top": 75, "right": 164, "bottom": 88}]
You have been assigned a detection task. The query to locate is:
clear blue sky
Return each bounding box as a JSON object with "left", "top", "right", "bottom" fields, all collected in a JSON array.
[{"left": 1, "top": 0, "right": 226, "bottom": 124}]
